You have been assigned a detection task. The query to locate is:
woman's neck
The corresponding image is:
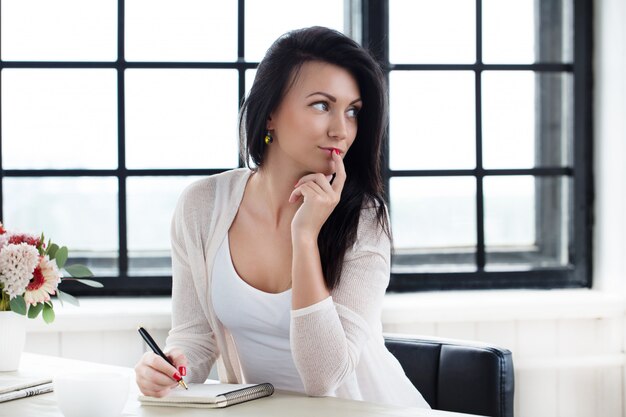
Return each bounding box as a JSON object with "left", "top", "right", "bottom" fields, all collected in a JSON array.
[{"left": 251, "top": 159, "right": 305, "bottom": 230}]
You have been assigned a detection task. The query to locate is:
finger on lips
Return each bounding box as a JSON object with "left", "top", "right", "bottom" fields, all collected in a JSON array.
[
  {"left": 330, "top": 150, "right": 346, "bottom": 190},
  {"left": 290, "top": 149, "right": 345, "bottom": 203}
]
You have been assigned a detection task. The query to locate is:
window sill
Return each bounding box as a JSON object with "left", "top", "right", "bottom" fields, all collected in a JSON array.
[
  {"left": 24, "top": 296, "right": 172, "bottom": 333},
  {"left": 382, "top": 288, "right": 625, "bottom": 323},
  {"left": 23, "top": 288, "right": 625, "bottom": 333}
]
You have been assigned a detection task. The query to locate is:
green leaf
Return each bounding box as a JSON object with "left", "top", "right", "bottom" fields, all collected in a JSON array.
[
  {"left": 10, "top": 296, "right": 26, "bottom": 315},
  {"left": 64, "top": 264, "right": 94, "bottom": 278},
  {"left": 42, "top": 303, "right": 55, "bottom": 324},
  {"left": 27, "top": 302, "right": 44, "bottom": 319},
  {"left": 70, "top": 278, "right": 103, "bottom": 288},
  {"left": 38, "top": 233, "right": 45, "bottom": 255},
  {"left": 56, "top": 289, "right": 80, "bottom": 307},
  {"left": 55, "top": 246, "right": 68, "bottom": 268},
  {"left": 47, "top": 243, "right": 59, "bottom": 260}
]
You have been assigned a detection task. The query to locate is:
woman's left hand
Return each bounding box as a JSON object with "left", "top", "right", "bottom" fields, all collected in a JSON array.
[{"left": 289, "top": 149, "right": 346, "bottom": 240}]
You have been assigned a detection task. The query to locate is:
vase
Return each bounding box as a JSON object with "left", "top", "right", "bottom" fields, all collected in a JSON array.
[{"left": 0, "top": 311, "right": 27, "bottom": 371}]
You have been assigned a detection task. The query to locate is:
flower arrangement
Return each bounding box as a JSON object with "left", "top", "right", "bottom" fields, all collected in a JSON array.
[{"left": 0, "top": 221, "right": 102, "bottom": 323}]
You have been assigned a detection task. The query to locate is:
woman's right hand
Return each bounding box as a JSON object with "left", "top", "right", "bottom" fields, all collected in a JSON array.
[{"left": 134, "top": 348, "right": 188, "bottom": 397}]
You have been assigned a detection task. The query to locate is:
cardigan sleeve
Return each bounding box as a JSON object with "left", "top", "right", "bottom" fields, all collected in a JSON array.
[
  {"left": 289, "top": 203, "right": 390, "bottom": 396},
  {"left": 164, "top": 188, "right": 219, "bottom": 383}
]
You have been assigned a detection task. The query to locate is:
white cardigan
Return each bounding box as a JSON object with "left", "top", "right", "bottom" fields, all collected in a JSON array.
[{"left": 164, "top": 168, "right": 430, "bottom": 408}]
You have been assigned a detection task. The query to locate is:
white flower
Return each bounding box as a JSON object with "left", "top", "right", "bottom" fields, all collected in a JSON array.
[
  {"left": 24, "top": 255, "right": 61, "bottom": 305},
  {"left": 0, "top": 235, "right": 8, "bottom": 252},
  {"left": 0, "top": 243, "right": 40, "bottom": 299}
]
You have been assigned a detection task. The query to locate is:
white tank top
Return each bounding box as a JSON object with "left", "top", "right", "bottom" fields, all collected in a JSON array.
[{"left": 211, "top": 233, "right": 306, "bottom": 393}]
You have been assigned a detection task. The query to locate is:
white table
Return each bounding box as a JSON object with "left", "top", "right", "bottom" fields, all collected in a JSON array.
[{"left": 0, "top": 354, "right": 484, "bottom": 417}]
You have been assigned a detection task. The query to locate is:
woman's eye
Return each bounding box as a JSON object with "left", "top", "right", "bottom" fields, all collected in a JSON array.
[
  {"left": 347, "top": 107, "right": 360, "bottom": 118},
  {"left": 311, "top": 102, "right": 329, "bottom": 111}
]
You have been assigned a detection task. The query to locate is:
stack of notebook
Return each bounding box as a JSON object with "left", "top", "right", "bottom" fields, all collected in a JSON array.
[{"left": 0, "top": 375, "right": 53, "bottom": 403}]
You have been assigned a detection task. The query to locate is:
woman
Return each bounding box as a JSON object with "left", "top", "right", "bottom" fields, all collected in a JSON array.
[{"left": 135, "top": 26, "right": 429, "bottom": 409}]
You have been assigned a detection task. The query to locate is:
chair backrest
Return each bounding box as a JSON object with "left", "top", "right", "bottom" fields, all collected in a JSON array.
[{"left": 384, "top": 334, "right": 514, "bottom": 417}]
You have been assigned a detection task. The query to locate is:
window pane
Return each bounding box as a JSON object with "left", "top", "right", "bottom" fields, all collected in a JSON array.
[
  {"left": 484, "top": 176, "right": 571, "bottom": 269},
  {"left": 389, "top": 0, "right": 475, "bottom": 64},
  {"left": 482, "top": 71, "right": 572, "bottom": 169},
  {"left": 483, "top": 0, "right": 573, "bottom": 64},
  {"left": 390, "top": 177, "right": 476, "bottom": 272},
  {"left": 125, "top": 69, "right": 239, "bottom": 169},
  {"left": 127, "top": 176, "right": 202, "bottom": 276},
  {"left": 2, "top": 177, "right": 119, "bottom": 276},
  {"left": 246, "top": 69, "right": 257, "bottom": 98},
  {"left": 125, "top": 0, "right": 237, "bottom": 62},
  {"left": 1, "top": 69, "right": 118, "bottom": 169},
  {"left": 245, "top": 0, "right": 344, "bottom": 62},
  {"left": 484, "top": 176, "right": 535, "bottom": 247},
  {"left": 0, "top": 0, "right": 117, "bottom": 61},
  {"left": 535, "top": 73, "right": 573, "bottom": 167},
  {"left": 390, "top": 71, "right": 475, "bottom": 170},
  {"left": 482, "top": 71, "right": 534, "bottom": 168}
]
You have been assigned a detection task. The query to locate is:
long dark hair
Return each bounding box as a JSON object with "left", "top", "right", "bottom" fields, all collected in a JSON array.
[{"left": 239, "top": 26, "right": 391, "bottom": 290}]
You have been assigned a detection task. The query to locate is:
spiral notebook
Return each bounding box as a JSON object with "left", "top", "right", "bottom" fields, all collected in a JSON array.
[{"left": 139, "top": 382, "right": 274, "bottom": 409}]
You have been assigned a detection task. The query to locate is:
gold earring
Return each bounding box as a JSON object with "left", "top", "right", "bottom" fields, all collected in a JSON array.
[{"left": 264, "top": 131, "right": 273, "bottom": 145}]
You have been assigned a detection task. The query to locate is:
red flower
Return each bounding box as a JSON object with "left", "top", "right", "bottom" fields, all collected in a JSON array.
[
  {"left": 0, "top": 222, "right": 5, "bottom": 234},
  {"left": 27, "top": 265, "right": 45, "bottom": 291},
  {"left": 8, "top": 234, "right": 41, "bottom": 247}
]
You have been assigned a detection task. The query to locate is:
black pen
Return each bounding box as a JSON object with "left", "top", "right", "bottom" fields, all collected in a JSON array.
[{"left": 137, "top": 326, "right": 189, "bottom": 390}]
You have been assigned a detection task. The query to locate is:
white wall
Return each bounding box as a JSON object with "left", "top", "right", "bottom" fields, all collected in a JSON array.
[
  {"left": 594, "top": 0, "right": 626, "bottom": 293},
  {"left": 594, "top": 0, "right": 626, "bottom": 416}
]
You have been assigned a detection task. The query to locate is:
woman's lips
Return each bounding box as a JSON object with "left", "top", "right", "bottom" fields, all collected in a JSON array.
[{"left": 319, "top": 147, "right": 342, "bottom": 155}]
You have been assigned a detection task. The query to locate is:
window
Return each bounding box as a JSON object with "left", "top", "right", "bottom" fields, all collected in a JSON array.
[
  {"left": 0, "top": 0, "right": 592, "bottom": 295},
  {"left": 369, "top": 0, "right": 592, "bottom": 290}
]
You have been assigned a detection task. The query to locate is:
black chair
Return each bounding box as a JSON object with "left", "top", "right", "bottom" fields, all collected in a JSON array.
[{"left": 384, "top": 334, "right": 514, "bottom": 417}]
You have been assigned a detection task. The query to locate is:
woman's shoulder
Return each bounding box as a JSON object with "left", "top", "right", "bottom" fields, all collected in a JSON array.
[
  {"left": 172, "top": 168, "right": 252, "bottom": 226},
  {"left": 177, "top": 168, "right": 252, "bottom": 206},
  {"left": 358, "top": 196, "right": 387, "bottom": 229},
  {"left": 350, "top": 196, "right": 390, "bottom": 254}
]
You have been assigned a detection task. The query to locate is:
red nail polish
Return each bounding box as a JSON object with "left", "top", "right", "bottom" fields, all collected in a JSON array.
[
  {"left": 172, "top": 372, "right": 182, "bottom": 382},
  {"left": 179, "top": 366, "right": 186, "bottom": 376},
  {"left": 334, "top": 149, "right": 340, "bottom": 155}
]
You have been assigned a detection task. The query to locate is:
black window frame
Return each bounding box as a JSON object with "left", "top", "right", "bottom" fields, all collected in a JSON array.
[
  {"left": 0, "top": 0, "right": 593, "bottom": 295},
  {"left": 364, "top": 0, "right": 593, "bottom": 291}
]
